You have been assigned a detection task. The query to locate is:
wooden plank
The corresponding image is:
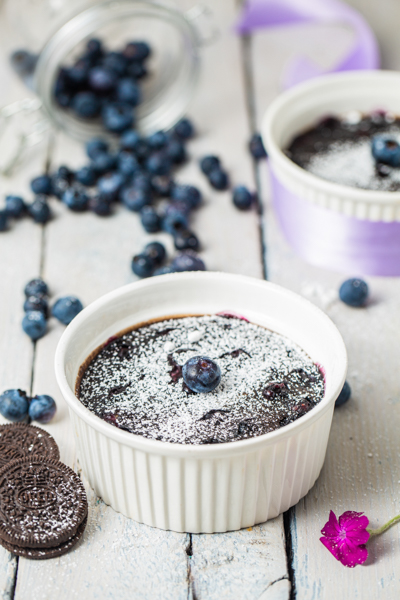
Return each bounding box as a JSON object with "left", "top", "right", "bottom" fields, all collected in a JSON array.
[{"left": 250, "top": 19, "right": 400, "bottom": 600}]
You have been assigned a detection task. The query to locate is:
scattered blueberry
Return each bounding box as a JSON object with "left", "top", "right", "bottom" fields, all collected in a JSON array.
[
  {"left": 249, "top": 133, "right": 267, "bottom": 160},
  {"left": 143, "top": 241, "right": 166, "bottom": 265},
  {"left": 88, "top": 66, "right": 117, "bottom": 93},
  {"left": 200, "top": 155, "right": 220, "bottom": 175},
  {"left": 371, "top": 135, "right": 400, "bottom": 167},
  {"left": 62, "top": 187, "right": 89, "bottom": 212},
  {"left": 97, "top": 172, "right": 125, "bottom": 202},
  {"left": 24, "top": 295, "right": 49, "bottom": 317},
  {"left": 52, "top": 296, "right": 83, "bottom": 325},
  {"left": 10, "top": 50, "right": 37, "bottom": 77},
  {"left": 232, "top": 186, "right": 254, "bottom": 210},
  {"left": 153, "top": 265, "right": 175, "bottom": 276},
  {"left": 71, "top": 91, "right": 101, "bottom": 118},
  {"left": 171, "top": 184, "right": 202, "bottom": 209},
  {"left": 120, "top": 130, "right": 141, "bottom": 151},
  {"left": 140, "top": 206, "right": 161, "bottom": 233},
  {"left": 86, "top": 138, "right": 109, "bottom": 159},
  {"left": 166, "top": 139, "right": 186, "bottom": 164},
  {"left": 174, "top": 230, "right": 200, "bottom": 252},
  {"left": 29, "top": 394, "right": 57, "bottom": 424},
  {"left": 116, "top": 78, "right": 141, "bottom": 105},
  {"left": 121, "top": 186, "right": 151, "bottom": 212},
  {"left": 339, "top": 278, "right": 369, "bottom": 307},
  {"left": 0, "top": 389, "right": 29, "bottom": 422},
  {"left": 51, "top": 166, "right": 74, "bottom": 198},
  {"left": 117, "top": 151, "right": 139, "bottom": 177},
  {"left": 0, "top": 210, "right": 9, "bottom": 232},
  {"left": 173, "top": 118, "right": 195, "bottom": 140},
  {"left": 163, "top": 210, "right": 188, "bottom": 235},
  {"left": 182, "top": 356, "right": 221, "bottom": 393},
  {"left": 30, "top": 175, "right": 52, "bottom": 195},
  {"left": 91, "top": 152, "right": 117, "bottom": 174},
  {"left": 146, "top": 151, "right": 172, "bottom": 176},
  {"left": 24, "top": 278, "right": 48, "bottom": 297},
  {"left": 148, "top": 131, "right": 168, "bottom": 149},
  {"left": 89, "top": 195, "right": 112, "bottom": 216},
  {"left": 171, "top": 251, "right": 205, "bottom": 272},
  {"left": 5, "top": 195, "right": 26, "bottom": 218},
  {"left": 209, "top": 169, "right": 229, "bottom": 190},
  {"left": 22, "top": 310, "right": 47, "bottom": 340},
  {"left": 102, "top": 102, "right": 134, "bottom": 133},
  {"left": 151, "top": 175, "right": 173, "bottom": 197},
  {"left": 131, "top": 253, "right": 155, "bottom": 277},
  {"left": 28, "top": 197, "right": 51, "bottom": 223},
  {"left": 335, "top": 381, "right": 351, "bottom": 407},
  {"left": 75, "top": 165, "right": 97, "bottom": 186}
]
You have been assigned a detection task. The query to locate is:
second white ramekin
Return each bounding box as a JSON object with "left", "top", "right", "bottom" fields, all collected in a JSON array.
[{"left": 55, "top": 272, "right": 347, "bottom": 533}]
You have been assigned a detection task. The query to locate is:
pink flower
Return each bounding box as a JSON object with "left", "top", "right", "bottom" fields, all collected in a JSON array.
[{"left": 320, "top": 511, "right": 370, "bottom": 568}]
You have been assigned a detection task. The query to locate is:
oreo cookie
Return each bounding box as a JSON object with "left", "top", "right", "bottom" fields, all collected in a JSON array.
[
  {"left": 0, "top": 424, "right": 60, "bottom": 468},
  {"left": 0, "top": 457, "right": 87, "bottom": 549},
  {"left": 0, "top": 516, "right": 87, "bottom": 560}
]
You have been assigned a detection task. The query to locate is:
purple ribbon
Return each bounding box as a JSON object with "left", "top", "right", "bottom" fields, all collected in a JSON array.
[
  {"left": 270, "top": 172, "right": 400, "bottom": 276},
  {"left": 236, "top": 0, "right": 380, "bottom": 87}
]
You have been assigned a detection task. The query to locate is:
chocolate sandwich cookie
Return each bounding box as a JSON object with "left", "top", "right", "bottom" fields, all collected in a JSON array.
[
  {"left": 0, "top": 515, "right": 87, "bottom": 560},
  {"left": 0, "top": 457, "right": 87, "bottom": 549},
  {"left": 0, "top": 424, "right": 60, "bottom": 469}
]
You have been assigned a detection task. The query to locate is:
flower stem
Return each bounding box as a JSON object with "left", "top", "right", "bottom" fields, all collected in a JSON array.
[{"left": 367, "top": 514, "right": 400, "bottom": 537}]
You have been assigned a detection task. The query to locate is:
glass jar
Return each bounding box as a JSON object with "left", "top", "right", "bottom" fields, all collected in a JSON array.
[{"left": 3, "top": 0, "right": 205, "bottom": 141}]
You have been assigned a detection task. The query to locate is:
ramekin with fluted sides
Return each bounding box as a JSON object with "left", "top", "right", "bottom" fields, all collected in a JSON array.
[
  {"left": 262, "top": 70, "right": 400, "bottom": 276},
  {"left": 55, "top": 272, "right": 347, "bottom": 533}
]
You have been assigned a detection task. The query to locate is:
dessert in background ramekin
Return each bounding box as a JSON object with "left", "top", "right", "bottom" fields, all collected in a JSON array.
[{"left": 55, "top": 272, "right": 347, "bottom": 533}]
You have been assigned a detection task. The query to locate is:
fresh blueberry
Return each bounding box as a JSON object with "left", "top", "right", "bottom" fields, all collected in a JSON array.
[
  {"left": 120, "top": 130, "right": 141, "bottom": 151},
  {"left": 144, "top": 241, "right": 166, "bottom": 265},
  {"left": 146, "top": 151, "right": 172, "bottom": 175},
  {"left": 71, "top": 91, "right": 101, "bottom": 118},
  {"left": 232, "top": 186, "right": 254, "bottom": 210},
  {"left": 371, "top": 135, "right": 400, "bottom": 167},
  {"left": 123, "top": 41, "right": 151, "bottom": 62},
  {"left": 88, "top": 66, "right": 117, "bottom": 93},
  {"left": 102, "top": 51, "right": 128, "bottom": 76},
  {"left": 55, "top": 165, "right": 74, "bottom": 181},
  {"left": 339, "top": 278, "right": 369, "bottom": 307},
  {"left": 140, "top": 206, "right": 161, "bottom": 233},
  {"left": 174, "top": 230, "right": 200, "bottom": 252},
  {"left": 171, "top": 184, "right": 202, "bottom": 209},
  {"left": 0, "top": 210, "right": 9, "bottom": 231},
  {"left": 153, "top": 265, "right": 175, "bottom": 276},
  {"left": 52, "top": 296, "right": 83, "bottom": 325},
  {"left": 86, "top": 138, "right": 109, "bottom": 159},
  {"left": 0, "top": 389, "right": 29, "bottom": 422},
  {"left": 163, "top": 210, "right": 188, "bottom": 235},
  {"left": 132, "top": 138, "right": 150, "bottom": 160},
  {"left": 10, "top": 50, "right": 37, "bottom": 76},
  {"left": 151, "top": 175, "right": 173, "bottom": 197},
  {"left": 171, "top": 251, "right": 205, "bottom": 272},
  {"left": 89, "top": 195, "right": 112, "bottom": 216},
  {"left": 166, "top": 139, "right": 186, "bottom": 164},
  {"left": 28, "top": 394, "right": 57, "bottom": 424},
  {"left": 164, "top": 201, "right": 190, "bottom": 217},
  {"left": 24, "top": 278, "right": 48, "bottom": 297},
  {"left": 85, "top": 38, "right": 103, "bottom": 61},
  {"left": 24, "top": 295, "right": 49, "bottom": 317},
  {"left": 28, "top": 197, "right": 51, "bottom": 223},
  {"left": 62, "top": 186, "right": 89, "bottom": 211},
  {"left": 208, "top": 169, "right": 229, "bottom": 190},
  {"left": 116, "top": 78, "right": 141, "bottom": 106},
  {"left": 51, "top": 166, "right": 74, "bottom": 198},
  {"left": 31, "top": 175, "right": 52, "bottom": 195},
  {"left": 55, "top": 92, "right": 72, "bottom": 108},
  {"left": 121, "top": 186, "right": 151, "bottom": 211},
  {"left": 67, "top": 59, "right": 90, "bottom": 87},
  {"left": 173, "top": 118, "right": 194, "bottom": 140},
  {"left": 249, "top": 133, "right": 267, "bottom": 160},
  {"left": 117, "top": 151, "right": 139, "bottom": 177},
  {"left": 75, "top": 165, "right": 97, "bottom": 186},
  {"left": 91, "top": 152, "right": 117, "bottom": 174},
  {"left": 182, "top": 356, "right": 221, "bottom": 393},
  {"left": 132, "top": 172, "right": 152, "bottom": 193},
  {"left": 102, "top": 102, "right": 134, "bottom": 133},
  {"left": 131, "top": 253, "right": 155, "bottom": 277},
  {"left": 335, "top": 381, "right": 351, "bottom": 407},
  {"left": 5, "top": 195, "right": 26, "bottom": 218},
  {"left": 126, "top": 61, "right": 148, "bottom": 80},
  {"left": 97, "top": 172, "right": 125, "bottom": 202},
  {"left": 148, "top": 131, "right": 168, "bottom": 150},
  {"left": 22, "top": 310, "right": 47, "bottom": 340},
  {"left": 200, "top": 155, "right": 220, "bottom": 175}
]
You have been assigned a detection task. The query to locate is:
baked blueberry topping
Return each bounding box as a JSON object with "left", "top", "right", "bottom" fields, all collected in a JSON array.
[
  {"left": 182, "top": 356, "right": 222, "bottom": 393},
  {"left": 371, "top": 135, "right": 400, "bottom": 167}
]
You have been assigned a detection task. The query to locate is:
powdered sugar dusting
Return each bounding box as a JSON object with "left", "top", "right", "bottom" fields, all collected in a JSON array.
[{"left": 78, "top": 315, "right": 324, "bottom": 445}]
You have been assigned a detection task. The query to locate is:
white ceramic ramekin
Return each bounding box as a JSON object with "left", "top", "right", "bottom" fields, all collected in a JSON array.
[
  {"left": 55, "top": 272, "right": 347, "bottom": 533},
  {"left": 262, "top": 70, "right": 400, "bottom": 222}
]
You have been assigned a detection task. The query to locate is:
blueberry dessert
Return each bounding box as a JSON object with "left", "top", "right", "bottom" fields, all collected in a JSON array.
[
  {"left": 287, "top": 111, "right": 400, "bottom": 191},
  {"left": 77, "top": 315, "right": 325, "bottom": 444}
]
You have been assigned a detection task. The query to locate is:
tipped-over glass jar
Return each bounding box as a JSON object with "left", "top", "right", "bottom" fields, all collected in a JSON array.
[{"left": 3, "top": 0, "right": 205, "bottom": 141}]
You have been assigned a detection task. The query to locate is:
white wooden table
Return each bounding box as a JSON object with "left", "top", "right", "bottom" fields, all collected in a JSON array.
[{"left": 1, "top": 1, "right": 400, "bottom": 598}]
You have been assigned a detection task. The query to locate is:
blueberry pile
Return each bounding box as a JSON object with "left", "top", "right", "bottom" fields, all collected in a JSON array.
[
  {"left": 54, "top": 38, "right": 149, "bottom": 132},
  {"left": 22, "top": 278, "right": 83, "bottom": 341},
  {"left": 132, "top": 242, "right": 205, "bottom": 278},
  {"left": 0, "top": 389, "right": 56, "bottom": 424}
]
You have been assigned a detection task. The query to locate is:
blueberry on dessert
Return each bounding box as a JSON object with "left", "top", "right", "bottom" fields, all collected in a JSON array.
[
  {"left": 339, "top": 278, "right": 369, "bottom": 307},
  {"left": 371, "top": 135, "right": 400, "bottom": 167},
  {"left": 182, "top": 356, "right": 222, "bottom": 393}
]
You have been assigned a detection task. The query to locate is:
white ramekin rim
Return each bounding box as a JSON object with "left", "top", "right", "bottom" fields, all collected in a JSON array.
[
  {"left": 262, "top": 70, "right": 400, "bottom": 215},
  {"left": 55, "top": 272, "right": 347, "bottom": 459}
]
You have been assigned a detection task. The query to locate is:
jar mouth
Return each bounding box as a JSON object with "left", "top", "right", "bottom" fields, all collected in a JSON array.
[{"left": 34, "top": 0, "right": 201, "bottom": 140}]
